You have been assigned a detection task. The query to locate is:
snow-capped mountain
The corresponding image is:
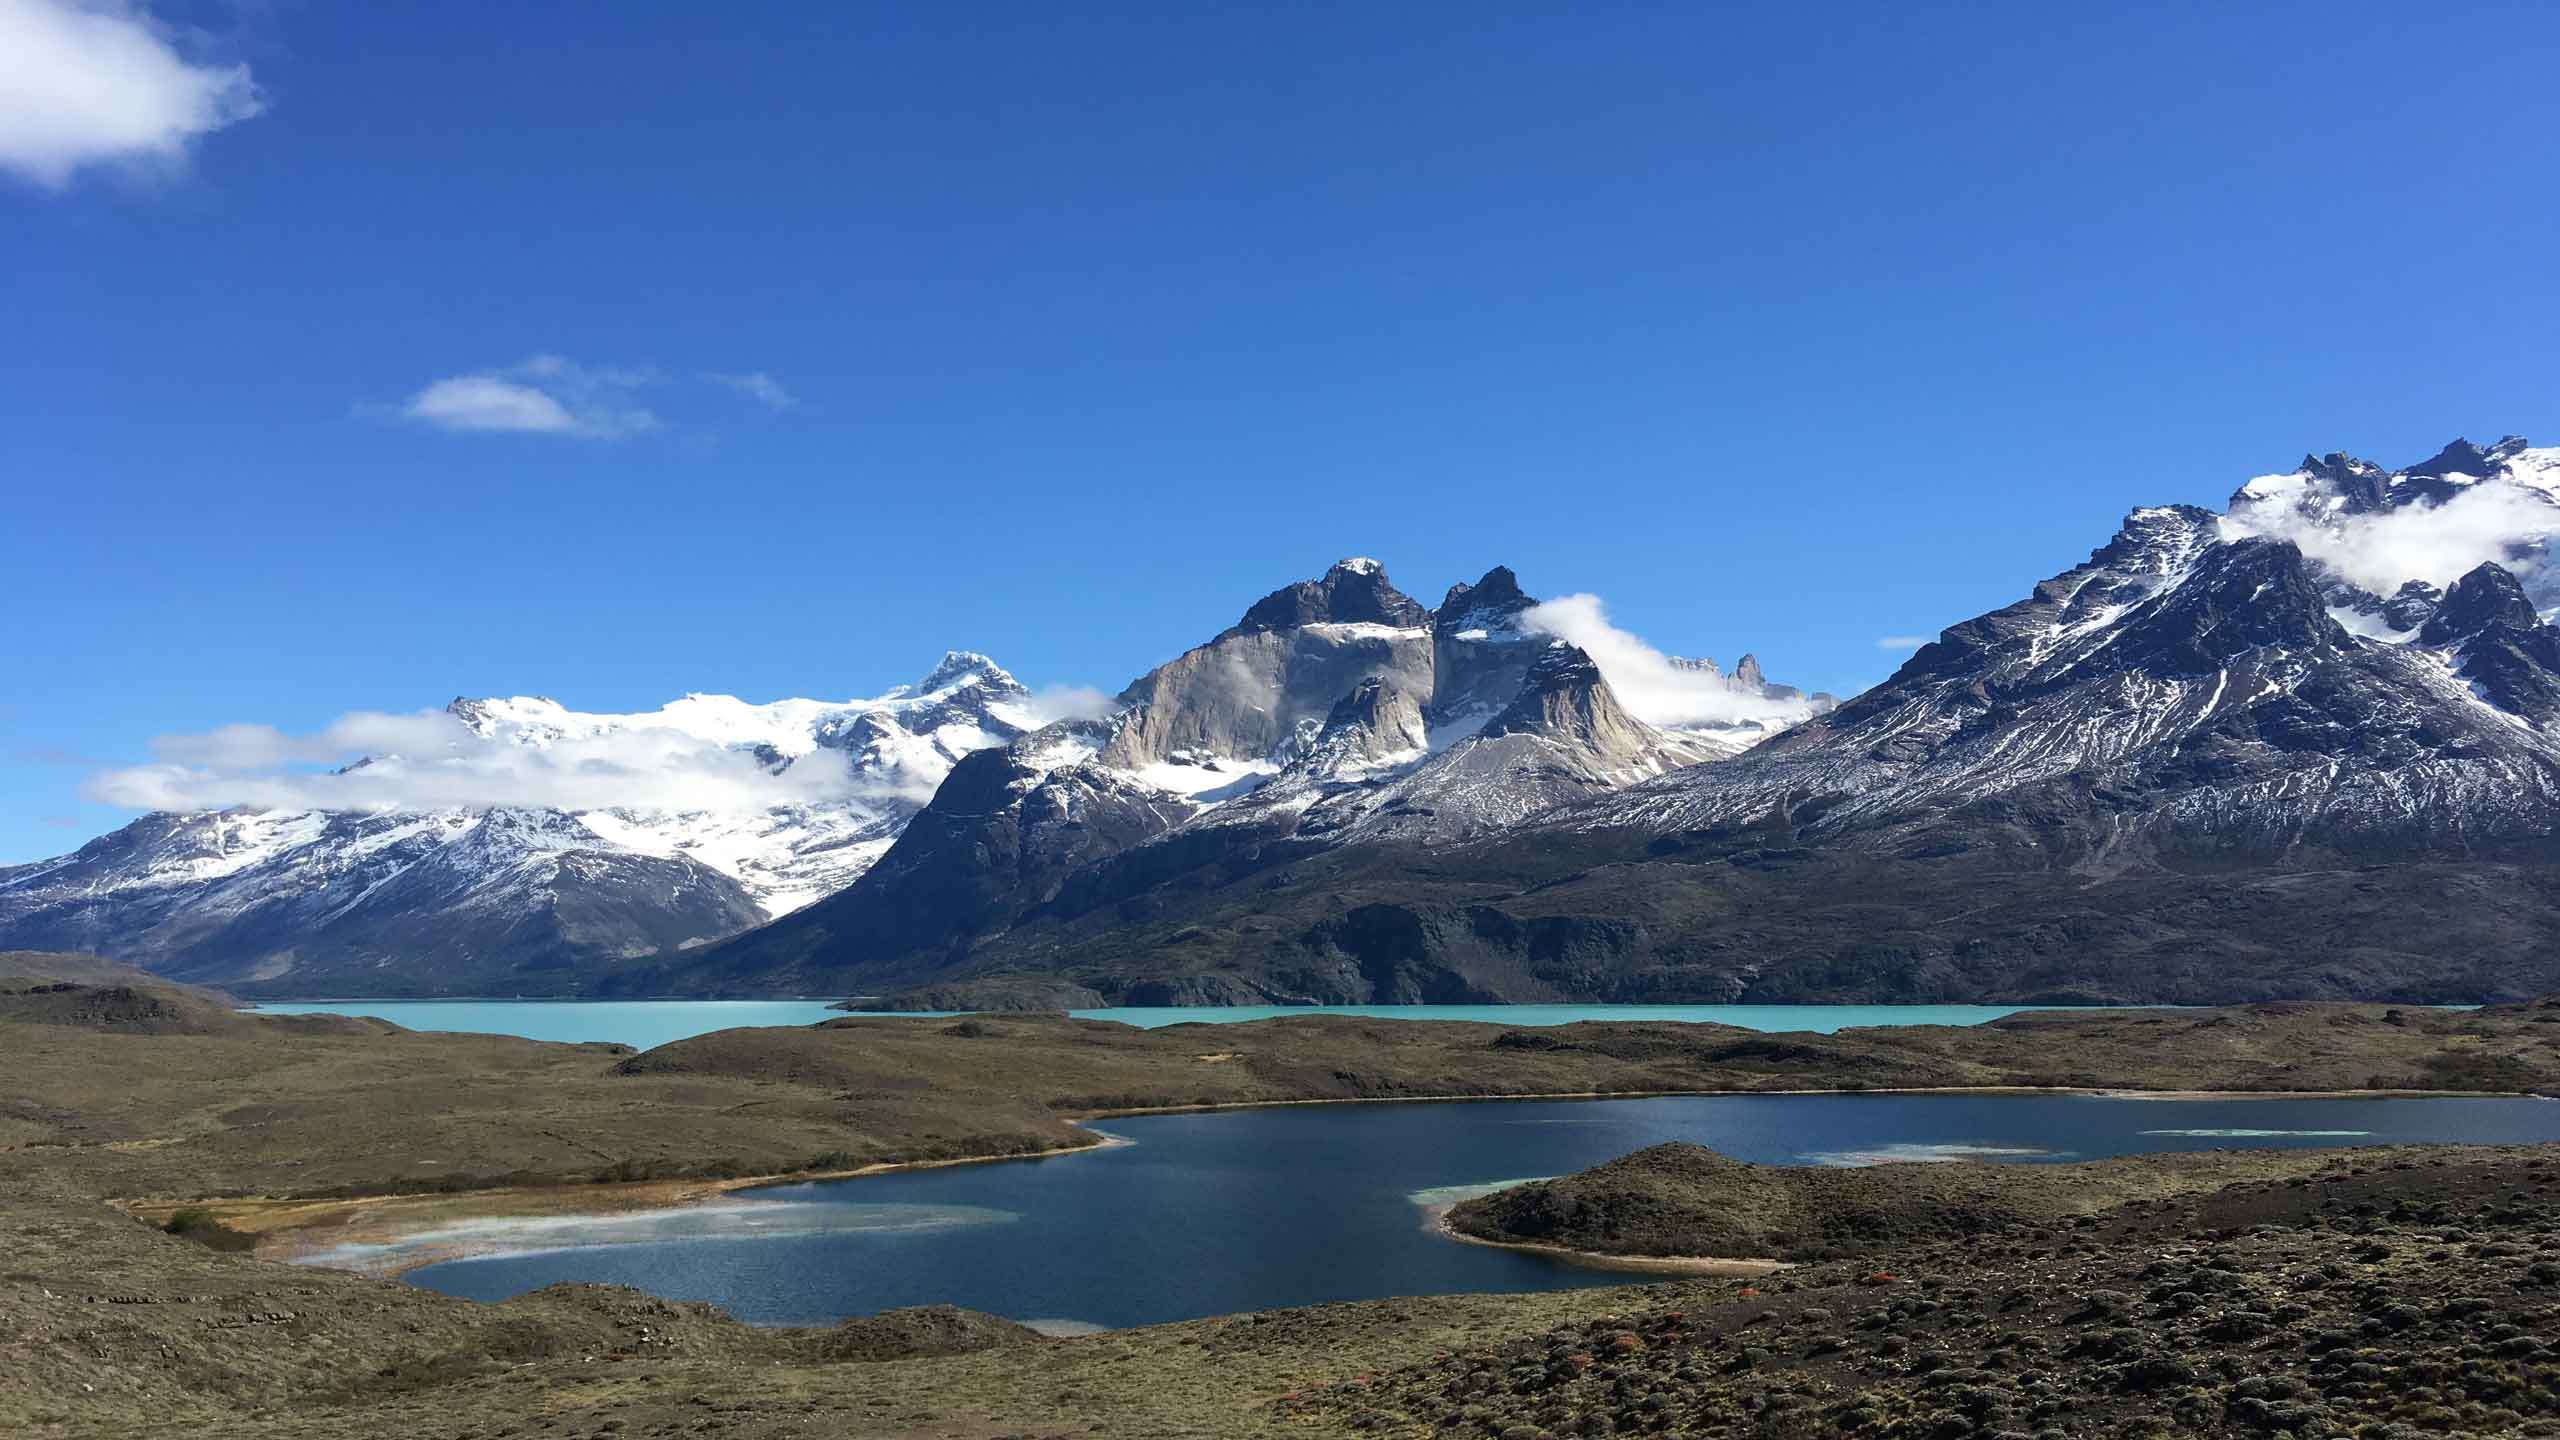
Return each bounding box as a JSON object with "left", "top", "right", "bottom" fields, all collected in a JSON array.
[
  {"left": 640, "top": 560, "right": 1819, "bottom": 995},
  {"left": 0, "top": 654, "right": 1040, "bottom": 993},
  {"left": 7, "top": 556, "right": 1814, "bottom": 997},
  {"left": 440, "top": 651, "right": 1041, "bottom": 915},
  {"left": 666, "top": 440, "right": 2560, "bottom": 1008}
]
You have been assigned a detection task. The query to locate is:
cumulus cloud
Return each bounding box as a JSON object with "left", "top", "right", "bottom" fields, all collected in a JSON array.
[
  {"left": 1518, "top": 594, "right": 1819, "bottom": 730},
  {"left": 0, "top": 0, "right": 263, "bottom": 188},
  {"left": 703, "top": 370, "right": 798, "bottom": 411},
  {"left": 400, "top": 356, "right": 661, "bottom": 439},
  {"left": 2223, "top": 477, "right": 2560, "bottom": 596},
  {"left": 1876, "top": 634, "right": 1932, "bottom": 651},
  {"left": 86, "top": 709, "right": 899, "bottom": 816}
]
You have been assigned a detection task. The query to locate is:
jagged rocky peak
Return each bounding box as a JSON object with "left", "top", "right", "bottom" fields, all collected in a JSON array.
[
  {"left": 2420, "top": 563, "right": 2540, "bottom": 646},
  {"left": 1107, "top": 560, "right": 1440, "bottom": 775},
  {"left": 1482, "top": 644, "right": 1652, "bottom": 754},
  {"left": 2284, "top": 451, "right": 2393, "bottom": 513},
  {"left": 2090, "top": 504, "right": 2222, "bottom": 575},
  {"left": 2232, "top": 435, "right": 2556, "bottom": 521},
  {"left": 1733, "top": 654, "right": 1765, "bottom": 688},
  {"left": 1435, "top": 565, "right": 1532, "bottom": 633},
  {"left": 1227, "top": 557, "right": 1430, "bottom": 637},
  {"left": 911, "top": 649, "right": 1025, "bottom": 696},
  {"left": 1426, "top": 565, "right": 1546, "bottom": 732},
  {"left": 2406, "top": 436, "right": 2531, "bottom": 480}
]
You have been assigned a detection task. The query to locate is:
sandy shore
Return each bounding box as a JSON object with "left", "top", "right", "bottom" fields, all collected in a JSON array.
[{"left": 135, "top": 1132, "right": 1128, "bottom": 1278}]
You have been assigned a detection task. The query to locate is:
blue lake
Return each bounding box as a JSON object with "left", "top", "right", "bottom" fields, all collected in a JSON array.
[
  {"left": 246, "top": 999, "right": 2117, "bottom": 1049},
  {"left": 381, "top": 1092, "right": 2560, "bottom": 1330}
]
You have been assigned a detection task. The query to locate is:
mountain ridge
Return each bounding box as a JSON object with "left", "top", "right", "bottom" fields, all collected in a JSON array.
[
  {"left": 18, "top": 438, "right": 2560, "bottom": 1002},
  {"left": 710, "top": 438, "right": 2560, "bottom": 1008},
  {"left": 6, "top": 562, "right": 1818, "bottom": 996}
]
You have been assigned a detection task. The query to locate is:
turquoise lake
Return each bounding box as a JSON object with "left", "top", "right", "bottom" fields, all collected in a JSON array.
[{"left": 243, "top": 999, "right": 2110, "bottom": 1049}]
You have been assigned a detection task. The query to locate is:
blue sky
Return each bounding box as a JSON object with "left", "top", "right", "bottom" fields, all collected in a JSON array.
[{"left": 5, "top": 0, "right": 2558, "bottom": 862}]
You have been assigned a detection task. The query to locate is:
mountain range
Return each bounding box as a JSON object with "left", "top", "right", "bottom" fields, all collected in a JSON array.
[
  {"left": 11, "top": 438, "right": 2560, "bottom": 1004},
  {"left": 0, "top": 654, "right": 1042, "bottom": 992}
]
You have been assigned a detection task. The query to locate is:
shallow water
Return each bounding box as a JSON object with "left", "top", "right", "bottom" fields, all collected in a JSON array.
[
  {"left": 398, "top": 1091, "right": 2560, "bottom": 1329},
  {"left": 246, "top": 999, "right": 2117, "bottom": 1048}
]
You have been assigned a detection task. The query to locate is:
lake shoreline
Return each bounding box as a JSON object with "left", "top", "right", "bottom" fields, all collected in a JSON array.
[
  {"left": 1423, "top": 1202, "right": 1791, "bottom": 1277},
  {"left": 223, "top": 1082, "right": 2530, "bottom": 1280},
  {"left": 193, "top": 1132, "right": 1134, "bottom": 1279}
]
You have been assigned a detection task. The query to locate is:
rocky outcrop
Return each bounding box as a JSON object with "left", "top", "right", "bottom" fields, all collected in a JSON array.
[
  {"left": 1345, "top": 644, "right": 1724, "bottom": 843},
  {"left": 1099, "top": 560, "right": 1438, "bottom": 773}
]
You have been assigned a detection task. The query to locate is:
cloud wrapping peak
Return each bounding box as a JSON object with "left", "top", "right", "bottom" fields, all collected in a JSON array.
[
  {"left": 2222, "top": 474, "right": 2560, "bottom": 597},
  {"left": 0, "top": 0, "right": 263, "bottom": 187},
  {"left": 1518, "top": 593, "right": 1817, "bottom": 730},
  {"left": 87, "top": 708, "right": 895, "bottom": 816}
]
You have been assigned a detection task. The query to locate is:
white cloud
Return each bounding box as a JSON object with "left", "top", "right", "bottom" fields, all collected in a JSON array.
[
  {"left": 2223, "top": 477, "right": 2560, "bottom": 596},
  {"left": 395, "top": 358, "right": 797, "bottom": 437},
  {"left": 400, "top": 356, "right": 661, "bottom": 439},
  {"left": 1020, "top": 684, "right": 1115, "bottom": 725},
  {"left": 87, "top": 709, "right": 897, "bottom": 815},
  {"left": 403, "top": 376, "right": 581, "bottom": 434},
  {"left": 703, "top": 371, "right": 798, "bottom": 411},
  {"left": 1518, "top": 593, "right": 1819, "bottom": 731},
  {"left": 0, "top": 0, "right": 263, "bottom": 187},
  {"left": 1876, "top": 634, "right": 1932, "bottom": 651}
]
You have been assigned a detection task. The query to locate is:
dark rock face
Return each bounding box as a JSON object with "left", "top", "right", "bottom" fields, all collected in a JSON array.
[
  {"left": 2424, "top": 565, "right": 2560, "bottom": 723},
  {"left": 1224, "top": 558, "right": 1430, "bottom": 637},
  {"left": 646, "top": 741, "right": 1196, "bottom": 995},
  {"left": 1436, "top": 564, "right": 1528, "bottom": 623},
  {"left": 1427, "top": 565, "right": 1548, "bottom": 734},
  {"left": 2421, "top": 563, "right": 2541, "bottom": 645}
]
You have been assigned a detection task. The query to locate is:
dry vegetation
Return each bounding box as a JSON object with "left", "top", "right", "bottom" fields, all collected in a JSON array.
[{"left": 6, "top": 951, "right": 2560, "bottom": 1438}]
